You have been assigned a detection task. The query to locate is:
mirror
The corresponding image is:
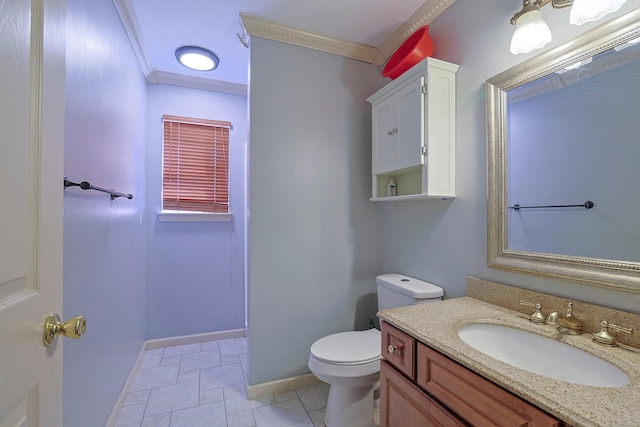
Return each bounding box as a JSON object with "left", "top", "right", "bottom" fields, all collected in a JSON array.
[{"left": 487, "top": 7, "right": 640, "bottom": 293}]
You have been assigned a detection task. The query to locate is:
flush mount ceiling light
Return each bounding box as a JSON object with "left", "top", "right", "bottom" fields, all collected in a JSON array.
[
  {"left": 509, "top": 0, "right": 628, "bottom": 55},
  {"left": 175, "top": 46, "right": 219, "bottom": 71}
]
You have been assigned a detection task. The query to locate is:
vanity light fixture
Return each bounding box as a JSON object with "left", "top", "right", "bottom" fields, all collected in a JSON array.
[
  {"left": 510, "top": 1, "right": 553, "bottom": 55},
  {"left": 510, "top": 0, "right": 628, "bottom": 55},
  {"left": 569, "top": 0, "right": 627, "bottom": 25},
  {"left": 175, "top": 46, "right": 219, "bottom": 71}
]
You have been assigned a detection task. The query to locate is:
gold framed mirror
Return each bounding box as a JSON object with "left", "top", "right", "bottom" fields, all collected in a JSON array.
[{"left": 487, "top": 7, "right": 640, "bottom": 292}]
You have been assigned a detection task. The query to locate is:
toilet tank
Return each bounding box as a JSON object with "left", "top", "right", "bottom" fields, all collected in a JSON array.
[{"left": 376, "top": 273, "right": 443, "bottom": 311}]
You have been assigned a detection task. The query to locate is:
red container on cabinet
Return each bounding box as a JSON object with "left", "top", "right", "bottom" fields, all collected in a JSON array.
[{"left": 382, "top": 26, "right": 435, "bottom": 80}]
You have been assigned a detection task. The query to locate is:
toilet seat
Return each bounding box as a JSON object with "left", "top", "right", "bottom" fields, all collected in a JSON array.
[{"left": 310, "top": 329, "right": 381, "bottom": 365}]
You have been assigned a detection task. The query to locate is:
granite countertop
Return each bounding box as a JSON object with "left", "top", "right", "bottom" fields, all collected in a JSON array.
[{"left": 378, "top": 297, "right": 640, "bottom": 427}]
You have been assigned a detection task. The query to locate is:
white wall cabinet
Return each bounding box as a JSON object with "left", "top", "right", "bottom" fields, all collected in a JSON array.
[{"left": 367, "top": 57, "right": 459, "bottom": 201}]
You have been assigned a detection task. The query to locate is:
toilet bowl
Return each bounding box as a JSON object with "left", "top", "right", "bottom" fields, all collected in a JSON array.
[
  {"left": 308, "top": 273, "right": 444, "bottom": 427},
  {"left": 308, "top": 329, "right": 381, "bottom": 427}
]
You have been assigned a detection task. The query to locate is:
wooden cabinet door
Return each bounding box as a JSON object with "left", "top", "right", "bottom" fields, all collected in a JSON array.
[
  {"left": 416, "top": 343, "right": 565, "bottom": 427},
  {"left": 380, "top": 361, "right": 467, "bottom": 427},
  {"left": 381, "top": 322, "right": 416, "bottom": 379}
]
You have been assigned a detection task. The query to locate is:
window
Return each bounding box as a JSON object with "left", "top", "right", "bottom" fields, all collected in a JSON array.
[{"left": 162, "top": 115, "right": 231, "bottom": 214}]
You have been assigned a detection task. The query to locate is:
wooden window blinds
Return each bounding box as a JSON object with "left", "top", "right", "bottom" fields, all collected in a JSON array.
[{"left": 162, "top": 115, "right": 231, "bottom": 213}]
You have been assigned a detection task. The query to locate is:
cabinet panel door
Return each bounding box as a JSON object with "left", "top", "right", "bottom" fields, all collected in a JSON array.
[
  {"left": 416, "top": 344, "right": 564, "bottom": 427},
  {"left": 380, "top": 361, "right": 467, "bottom": 427},
  {"left": 394, "top": 76, "right": 425, "bottom": 171},
  {"left": 372, "top": 97, "right": 395, "bottom": 174},
  {"left": 381, "top": 322, "right": 415, "bottom": 379}
]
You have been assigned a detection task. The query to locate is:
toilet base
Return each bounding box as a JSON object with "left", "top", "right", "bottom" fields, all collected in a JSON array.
[{"left": 324, "top": 382, "right": 377, "bottom": 427}]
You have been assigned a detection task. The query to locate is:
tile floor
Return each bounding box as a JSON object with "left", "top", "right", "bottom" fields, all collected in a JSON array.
[{"left": 113, "top": 337, "right": 329, "bottom": 427}]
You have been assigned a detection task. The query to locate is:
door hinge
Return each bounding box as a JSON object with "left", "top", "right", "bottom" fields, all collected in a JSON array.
[
  {"left": 421, "top": 85, "right": 427, "bottom": 94},
  {"left": 421, "top": 146, "right": 427, "bottom": 156}
]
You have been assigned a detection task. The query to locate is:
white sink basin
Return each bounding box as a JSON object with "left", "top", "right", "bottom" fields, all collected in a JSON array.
[{"left": 457, "top": 323, "right": 629, "bottom": 388}]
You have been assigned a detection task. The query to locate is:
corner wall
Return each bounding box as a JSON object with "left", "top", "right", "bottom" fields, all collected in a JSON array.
[
  {"left": 247, "top": 38, "right": 383, "bottom": 385},
  {"left": 379, "top": 0, "right": 640, "bottom": 312},
  {"left": 63, "top": 0, "right": 147, "bottom": 425},
  {"left": 144, "top": 84, "right": 248, "bottom": 339}
]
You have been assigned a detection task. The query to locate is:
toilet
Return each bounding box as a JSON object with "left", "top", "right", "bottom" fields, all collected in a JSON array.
[{"left": 308, "top": 273, "right": 444, "bottom": 427}]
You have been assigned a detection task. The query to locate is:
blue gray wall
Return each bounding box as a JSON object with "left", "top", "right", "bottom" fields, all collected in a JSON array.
[
  {"left": 379, "top": 0, "right": 640, "bottom": 312},
  {"left": 145, "top": 84, "right": 247, "bottom": 339},
  {"left": 247, "top": 38, "right": 383, "bottom": 385},
  {"left": 63, "top": 0, "right": 147, "bottom": 425}
]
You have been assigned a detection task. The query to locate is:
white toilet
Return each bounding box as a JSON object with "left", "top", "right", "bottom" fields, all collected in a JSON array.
[{"left": 308, "top": 273, "right": 444, "bottom": 427}]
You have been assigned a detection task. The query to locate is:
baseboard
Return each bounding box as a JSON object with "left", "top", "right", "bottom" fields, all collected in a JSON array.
[
  {"left": 144, "top": 328, "right": 246, "bottom": 350},
  {"left": 247, "top": 373, "right": 322, "bottom": 400},
  {"left": 104, "top": 342, "right": 147, "bottom": 427},
  {"left": 104, "top": 328, "right": 246, "bottom": 427}
]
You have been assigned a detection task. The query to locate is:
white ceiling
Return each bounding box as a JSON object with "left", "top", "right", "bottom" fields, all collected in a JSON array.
[{"left": 118, "top": 0, "right": 444, "bottom": 91}]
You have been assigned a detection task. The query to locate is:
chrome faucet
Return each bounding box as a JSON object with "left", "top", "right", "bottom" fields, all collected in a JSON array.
[{"left": 557, "top": 302, "right": 582, "bottom": 335}]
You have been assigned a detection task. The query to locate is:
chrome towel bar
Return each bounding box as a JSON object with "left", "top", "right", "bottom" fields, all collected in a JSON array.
[{"left": 64, "top": 177, "right": 133, "bottom": 200}]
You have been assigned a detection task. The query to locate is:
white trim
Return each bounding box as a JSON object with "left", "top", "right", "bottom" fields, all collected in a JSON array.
[
  {"left": 104, "top": 343, "right": 147, "bottom": 427},
  {"left": 144, "top": 329, "right": 246, "bottom": 351},
  {"left": 104, "top": 329, "right": 246, "bottom": 427},
  {"left": 158, "top": 212, "right": 233, "bottom": 222},
  {"left": 112, "top": 0, "right": 154, "bottom": 79},
  {"left": 240, "top": 13, "right": 378, "bottom": 63},
  {"left": 153, "top": 71, "right": 248, "bottom": 96},
  {"left": 247, "top": 373, "right": 322, "bottom": 400}
]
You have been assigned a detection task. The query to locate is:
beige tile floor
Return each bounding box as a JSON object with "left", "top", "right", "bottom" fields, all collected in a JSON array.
[{"left": 113, "top": 337, "right": 329, "bottom": 427}]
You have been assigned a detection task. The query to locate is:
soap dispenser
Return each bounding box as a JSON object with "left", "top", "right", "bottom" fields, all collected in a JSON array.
[{"left": 386, "top": 179, "right": 397, "bottom": 197}]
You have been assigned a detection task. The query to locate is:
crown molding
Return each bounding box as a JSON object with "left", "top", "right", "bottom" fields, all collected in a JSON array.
[
  {"left": 375, "top": 0, "right": 457, "bottom": 66},
  {"left": 151, "top": 72, "right": 248, "bottom": 96},
  {"left": 239, "top": 13, "right": 378, "bottom": 63},
  {"left": 112, "top": 0, "right": 154, "bottom": 78},
  {"left": 114, "top": 0, "right": 457, "bottom": 88}
]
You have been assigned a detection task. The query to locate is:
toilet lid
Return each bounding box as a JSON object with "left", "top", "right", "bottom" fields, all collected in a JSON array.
[{"left": 310, "top": 329, "right": 381, "bottom": 365}]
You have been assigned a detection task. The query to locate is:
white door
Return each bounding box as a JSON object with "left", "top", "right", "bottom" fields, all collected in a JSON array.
[
  {"left": 394, "top": 76, "right": 424, "bottom": 172},
  {"left": 371, "top": 98, "right": 395, "bottom": 174},
  {"left": 0, "top": 0, "right": 67, "bottom": 426}
]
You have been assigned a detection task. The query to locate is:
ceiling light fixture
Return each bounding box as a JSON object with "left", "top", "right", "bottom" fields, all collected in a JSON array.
[
  {"left": 175, "top": 46, "right": 219, "bottom": 71},
  {"left": 510, "top": 0, "right": 628, "bottom": 55}
]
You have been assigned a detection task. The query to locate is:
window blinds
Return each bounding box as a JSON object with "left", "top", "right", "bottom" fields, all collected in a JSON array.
[{"left": 162, "top": 115, "right": 231, "bottom": 213}]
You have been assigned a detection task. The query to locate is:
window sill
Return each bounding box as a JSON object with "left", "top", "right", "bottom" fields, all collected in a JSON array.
[{"left": 158, "top": 212, "right": 233, "bottom": 222}]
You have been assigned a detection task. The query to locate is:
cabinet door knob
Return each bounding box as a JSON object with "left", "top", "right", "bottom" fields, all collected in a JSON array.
[{"left": 388, "top": 344, "right": 398, "bottom": 354}]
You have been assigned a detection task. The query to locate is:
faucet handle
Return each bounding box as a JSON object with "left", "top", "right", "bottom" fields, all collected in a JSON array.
[
  {"left": 520, "top": 300, "right": 545, "bottom": 324},
  {"left": 593, "top": 320, "right": 633, "bottom": 347}
]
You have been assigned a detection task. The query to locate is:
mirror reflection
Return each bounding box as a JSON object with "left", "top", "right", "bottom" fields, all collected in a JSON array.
[
  {"left": 486, "top": 7, "right": 640, "bottom": 291},
  {"left": 506, "top": 38, "right": 640, "bottom": 263}
]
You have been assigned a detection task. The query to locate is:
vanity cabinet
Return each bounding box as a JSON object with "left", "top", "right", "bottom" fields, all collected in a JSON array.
[
  {"left": 380, "top": 322, "right": 569, "bottom": 427},
  {"left": 367, "top": 57, "right": 458, "bottom": 201}
]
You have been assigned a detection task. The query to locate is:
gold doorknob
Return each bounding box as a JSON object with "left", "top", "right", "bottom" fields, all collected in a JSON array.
[
  {"left": 42, "top": 313, "right": 86, "bottom": 347},
  {"left": 388, "top": 345, "right": 398, "bottom": 354}
]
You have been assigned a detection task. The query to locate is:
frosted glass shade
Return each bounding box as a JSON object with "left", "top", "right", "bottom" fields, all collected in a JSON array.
[
  {"left": 570, "top": 0, "right": 627, "bottom": 26},
  {"left": 510, "top": 10, "right": 552, "bottom": 55}
]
